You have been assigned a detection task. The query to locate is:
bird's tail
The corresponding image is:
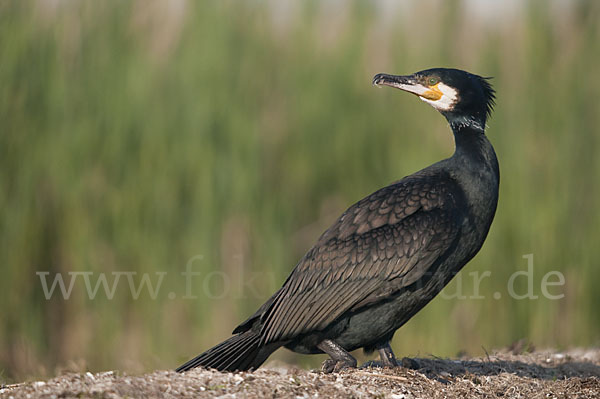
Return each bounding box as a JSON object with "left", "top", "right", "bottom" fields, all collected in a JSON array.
[{"left": 176, "top": 330, "right": 273, "bottom": 372}]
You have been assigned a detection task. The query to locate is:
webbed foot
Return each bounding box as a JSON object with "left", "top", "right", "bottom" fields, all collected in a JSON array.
[
  {"left": 317, "top": 339, "right": 357, "bottom": 374},
  {"left": 321, "top": 358, "right": 357, "bottom": 373}
]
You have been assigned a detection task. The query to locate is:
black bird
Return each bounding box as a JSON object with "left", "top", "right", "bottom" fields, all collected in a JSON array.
[{"left": 177, "top": 68, "right": 499, "bottom": 373}]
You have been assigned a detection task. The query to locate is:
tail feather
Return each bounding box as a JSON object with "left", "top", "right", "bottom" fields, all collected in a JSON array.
[{"left": 176, "top": 331, "right": 268, "bottom": 372}]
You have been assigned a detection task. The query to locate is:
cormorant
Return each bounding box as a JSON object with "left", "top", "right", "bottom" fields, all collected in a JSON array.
[{"left": 177, "top": 68, "right": 499, "bottom": 373}]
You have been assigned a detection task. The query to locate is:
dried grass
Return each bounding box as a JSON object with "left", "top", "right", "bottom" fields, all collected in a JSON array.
[{"left": 2, "top": 349, "right": 599, "bottom": 398}]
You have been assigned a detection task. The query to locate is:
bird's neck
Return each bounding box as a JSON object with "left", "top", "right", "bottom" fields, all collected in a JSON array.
[
  {"left": 448, "top": 116, "right": 497, "bottom": 173},
  {"left": 446, "top": 115, "right": 500, "bottom": 215},
  {"left": 447, "top": 115, "right": 499, "bottom": 236}
]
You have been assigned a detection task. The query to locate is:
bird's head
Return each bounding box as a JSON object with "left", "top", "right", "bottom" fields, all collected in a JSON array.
[{"left": 373, "top": 68, "right": 495, "bottom": 130}]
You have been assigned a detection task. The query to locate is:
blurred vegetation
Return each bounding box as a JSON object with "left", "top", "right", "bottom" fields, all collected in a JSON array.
[{"left": 1, "top": 0, "right": 599, "bottom": 381}]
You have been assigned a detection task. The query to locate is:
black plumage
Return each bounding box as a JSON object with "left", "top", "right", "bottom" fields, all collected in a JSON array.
[{"left": 177, "top": 68, "right": 499, "bottom": 373}]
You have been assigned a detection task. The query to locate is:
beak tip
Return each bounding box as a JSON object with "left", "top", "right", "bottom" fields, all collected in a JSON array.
[{"left": 372, "top": 73, "right": 384, "bottom": 86}]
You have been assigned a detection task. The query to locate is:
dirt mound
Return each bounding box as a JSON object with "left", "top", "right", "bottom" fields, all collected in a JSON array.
[{"left": 2, "top": 349, "right": 599, "bottom": 398}]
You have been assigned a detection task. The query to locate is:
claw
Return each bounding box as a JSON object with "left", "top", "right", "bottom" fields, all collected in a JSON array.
[
  {"left": 321, "top": 358, "right": 356, "bottom": 373},
  {"left": 321, "top": 359, "right": 336, "bottom": 373}
]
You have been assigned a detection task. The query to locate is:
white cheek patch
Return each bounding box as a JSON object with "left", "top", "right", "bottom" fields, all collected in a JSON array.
[{"left": 419, "top": 82, "right": 458, "bottom": 111}]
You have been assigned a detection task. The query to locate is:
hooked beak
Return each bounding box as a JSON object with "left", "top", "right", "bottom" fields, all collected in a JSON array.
[{"left": 373, "top": 73, "right": 441, "bottom": 100}]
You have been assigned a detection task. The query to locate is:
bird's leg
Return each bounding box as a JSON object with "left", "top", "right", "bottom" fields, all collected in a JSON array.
[
  {"left": 360, "top": 341, "right": 399, "bottom": 369},
  {"left": 317, "top": 339, "right": 357, "bottom": 373},
  {"left": 377, "top": 341, "right": 398, "bottom": 368}
]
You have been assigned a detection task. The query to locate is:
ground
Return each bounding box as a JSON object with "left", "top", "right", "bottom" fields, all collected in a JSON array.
[{"left": 2, "top": 349, "right": 599, "bottom": 398}]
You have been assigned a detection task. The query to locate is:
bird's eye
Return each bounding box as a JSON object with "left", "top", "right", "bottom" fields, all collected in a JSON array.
[{"left": 428, "top": 77, "right": 439, "bottom": 86}]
